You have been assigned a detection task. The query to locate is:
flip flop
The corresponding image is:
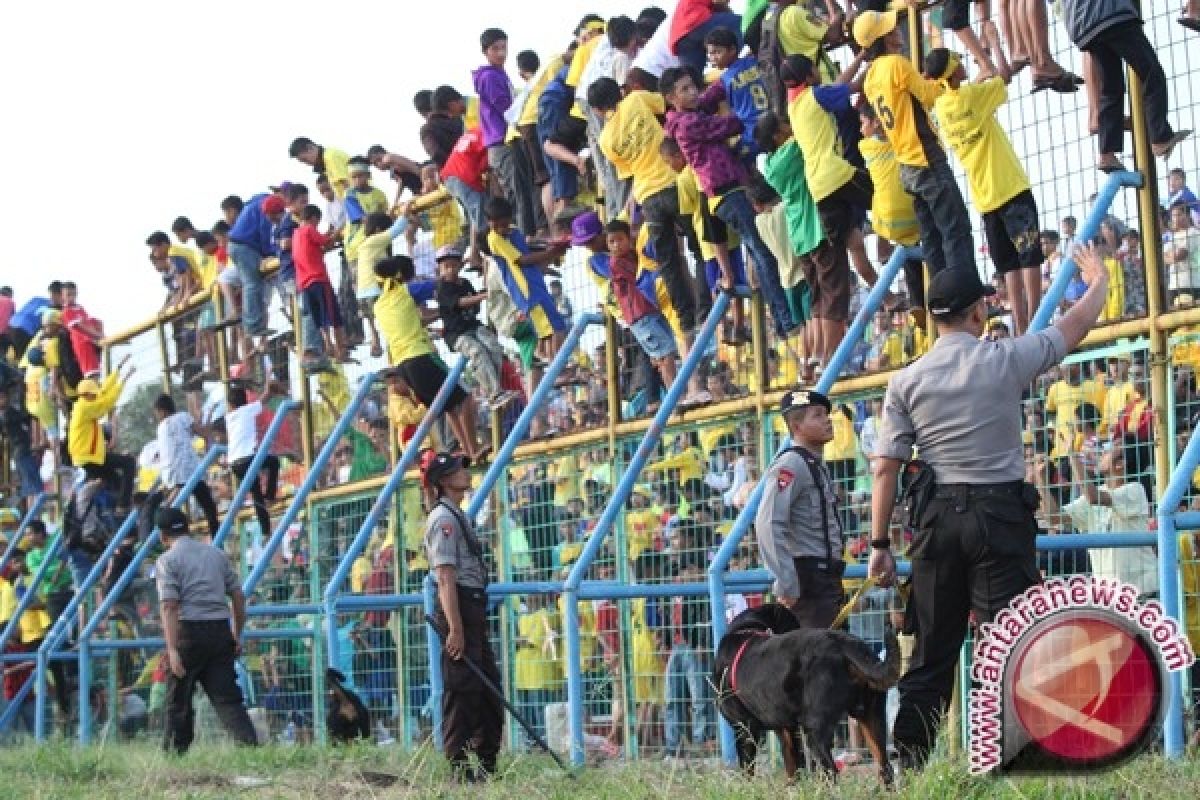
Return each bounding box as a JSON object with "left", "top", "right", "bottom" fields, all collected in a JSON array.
[
  {"left": 1153, "top": 130, "right": 1193, "bottom": 161},
  {"left": 1097, "top": 159, "right": 1125, "bottom": 174},
  {"left": 1031, "top": 72, "right": 1080, "bottom": 94},
  {"left": 1179, "top": 16, "right": 1200, "bottom": 32}
]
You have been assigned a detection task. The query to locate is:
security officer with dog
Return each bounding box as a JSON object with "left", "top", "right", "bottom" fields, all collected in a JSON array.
[
  {"left": 755, "top": 389, "right": 845, "bottom": 628},
  {"left": 423, "top": 451, "right": 503, "bottom": 782},
  {"left": 868, "top": 247, "right": 1110, "bottom": 770}
]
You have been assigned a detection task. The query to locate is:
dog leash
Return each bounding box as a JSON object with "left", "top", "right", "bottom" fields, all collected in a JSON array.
[{"left": 830, "top": 576, "right": 879, "bottom": 630}]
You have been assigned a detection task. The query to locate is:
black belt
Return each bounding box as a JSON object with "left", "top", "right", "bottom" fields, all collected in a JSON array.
[
  {"left": 794, "top": 557, "right": 846, "bottom": 576},
  {"left": 935, "top": 481, "right": 1023, "bottom": 500},
  {"left": 181, "top": 618, "right": 231, "bottom": 626}
]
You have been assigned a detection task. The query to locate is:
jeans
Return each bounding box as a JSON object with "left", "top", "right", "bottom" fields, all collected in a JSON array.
[
  {"left": 642, "top": 186, "right": 696, "bottom": 332},
  {"left": 229, "top": 241, "right": 267, "bottom": 335},
  {"left": 675, "top": 12, "right": 743, "bottom": 70},
  {"left": 664, "top": 644, "right": 711, "bottom": 753},
  {"left": 163, "top": 620, "right": 259, "bottom": 754},
  {"left": 583, "top": 101, "right": 630, "bottom": 221},
  {"left": 1085, "top": 21, "right": 1173, "bottom": 155},
  {"left": 899, "top": 161, "right": 976, "bottom": 281},
  {"left": 715, "top": 189, "right": 795, "bottom": 336},
  {"left": 446, "top": 176, "right": 487, "bottom": 242},
  {"left": 295, "top": 282, "right": 326, "bottom": 357}
]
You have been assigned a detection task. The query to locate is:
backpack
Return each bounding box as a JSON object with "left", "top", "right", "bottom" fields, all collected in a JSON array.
[{"left": 65, "top": 483, "right": 115, "bottom": 556}]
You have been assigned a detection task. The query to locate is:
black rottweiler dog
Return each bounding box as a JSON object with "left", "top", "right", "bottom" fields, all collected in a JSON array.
[
  {"left": 713, "top": 603, "right": 900, "bottom": 785},
  {"left": 326, "top": 667, "right": 371, "bottom": 743}
]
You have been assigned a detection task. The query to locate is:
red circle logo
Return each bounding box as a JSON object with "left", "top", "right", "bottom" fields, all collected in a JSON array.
[{"left": 1010, "top": 614, "right": 1161, "bottom": 765}]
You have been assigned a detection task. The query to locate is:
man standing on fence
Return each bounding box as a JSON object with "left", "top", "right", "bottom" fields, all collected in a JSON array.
[
  {"left": 424, "top": 451, "right": 503, "bottom": 782},
  {"left": 867, "top": 247, "right": 1111, "bottom": 770},
  {"left": 157, "top": 507, "right": 258, "bottom": 754},
  {"left": 754, "top": 388, "right": 844, "bottom": 628}
]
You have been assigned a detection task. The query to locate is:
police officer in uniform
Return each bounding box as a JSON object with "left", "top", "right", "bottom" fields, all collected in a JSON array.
[
  {"left": 868, "top": 248, "right": 1110, "bottom": 769},
  {"left": 423, "top": 452, "right": 503, "bottom": 781},
  {"left": 755, "top": 389, "right": 844, "bottom": 628}
]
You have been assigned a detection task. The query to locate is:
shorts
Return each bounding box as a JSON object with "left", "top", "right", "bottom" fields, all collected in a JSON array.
[
  {"left": 943, "top": 0, "right": 969, "bottom": 30},
  {"left": 817, "top": 170, "right": 873, "bottom": 247},
  {"left": 511, "top": 320, "right": 539, "bottom": 370},
  {"left": 983, "top": 189, "right": 1044, "bottom": 275},
  {"left": 697, "top": 193, "right": 730, "bottom": 246},
  {"left": 217, "top": 264, "right": 241, "bottom": 287},
  {"left": 786, "top": 282, "right": 813, "bottom": 325},
  {"left": 518, "top": 124, "right": 550, "bottom": 186},
  {"left": 630, "top": 313, "right": 678, "bottom": 360},
  {"left": 395, "top": 353, "right": 468, "bottom": 412},
  {"left": 704, "top": 248, "right": 747, "bottom": 296},
  {"left": 799, "top": 239, "right": 851, "bottom": 322},
  {"left": 301, "top": 282, "right": 342, "bottom": 329}
]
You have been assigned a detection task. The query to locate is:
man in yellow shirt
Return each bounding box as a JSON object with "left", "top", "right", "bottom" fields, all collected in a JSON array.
[
  {"left": 289, "top": 137, "right": 351, "bottom": 199},
  {"left": 68, "top": 357, "right": 137, "bottom": 511},
  {"left": 1101, "top": 356, "right": 1136, "bottom": 436},
  {"left": 590, "top": 74, "right": 696, "bottom": 334},
  {"left": 855, "top": 10, "right": 977, "bottom": 285},
  {"left": 926, "top": 49, "right": 1044, "bottom": 335},
  {"left": 776, "top": 0, "right": 845, "bottom": 83}
]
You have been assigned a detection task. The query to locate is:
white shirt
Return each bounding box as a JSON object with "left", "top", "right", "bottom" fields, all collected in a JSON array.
[
  {"left": 323, "top": 197, "right": 348, "bottom": 235},
  {"left": 226, "top": 401, "right": 263, "bottom": 462},
  {"left": 631, "top": 13, "right": 679, "bottom": 78},
  {"left": 157, "top": 411, "right": 200, "bottom": 487},
  {"left": 577, "top": 37, "right": 616, "bottom": 104},
  {"left": 1063, "top": 482, "right": 1158, "bottom": 595}
]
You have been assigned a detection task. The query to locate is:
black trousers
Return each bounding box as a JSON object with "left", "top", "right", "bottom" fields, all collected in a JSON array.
[
  {"left": 172, "top": 479, "right": 220, "bottom": 537},
  {"left": 1084, "top": 21, "right": 1173, "bottom": 156},
  {"left": 163, "top": 619, "right": 258, "bottom": 754},
  {"left": 231, "top": 454, "right": 280, "bottom": 538},
  {"left": 82, "top": 452, "right": 136, "bottom": 508},
  {"left": 893, "top": 483, "right": 1040, "bottom": 768},
  {"left": 435, "top": 585, "right": 503, "bottom": 774},
  {"left": 643, "top": 187, "right": 696, "bottom": 332},
  {"left": 789, "top": 557, "right": 846, "bottom": 630}
]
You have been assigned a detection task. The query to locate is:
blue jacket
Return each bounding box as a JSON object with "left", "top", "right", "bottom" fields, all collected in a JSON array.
[
  {"left": 10, "top": 297, "right": 48, "bottom": 334},
  {"left": 229, "top": 193, "right": 276, "bottom": 256}
]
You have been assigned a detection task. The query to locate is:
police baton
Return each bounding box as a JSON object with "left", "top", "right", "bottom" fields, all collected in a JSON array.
[{"left": 424, "top": 614, "right": 577, "bottom": 777}]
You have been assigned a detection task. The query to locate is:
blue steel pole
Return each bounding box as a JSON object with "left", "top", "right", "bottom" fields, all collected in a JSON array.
[
  {"left": 242, "top": 372, "right": 376, "bottom": 597},
  {"left": 465, "top": 312, "right": 602, "bottom": 520},
  {"left": 76, "top": 446, "right": 225, "bottom": 744},
  {"left": 706, "top": 244, "right": 918, "bottom": 765},
  {"left": 0, "top": 533, "right": 64, "bottom": 652},
  {"left": 0, "top": 493, "right": 47, "bottom": 576},
  {"left": 423, "top": 574, "right": 443, "bottom": 750},
  {"left": 1156, "top": 427, "right": 1200, "bottom": 758},
  {"left": 324, "top": 358, "right": 466, "bottom": 670},
  {"left": 212, "top": 399, "right": 300, "bottom": 549},
  {"left": 1028, "top": 171, "right": 1143, "bottom": 332},
  {"left": 564, "top": 291, "right": 731, "bottom": 766}
]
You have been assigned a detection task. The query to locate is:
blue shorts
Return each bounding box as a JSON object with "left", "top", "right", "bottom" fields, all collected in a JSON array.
[
  {"left": 704, "top": 248, "right": 748, "bottom": 297},
  {"left": 631, "top": 313, "right": 678, "bottom": 360},
  {"left": 301, "top": 282, "right": 342, "bottom": 329}
]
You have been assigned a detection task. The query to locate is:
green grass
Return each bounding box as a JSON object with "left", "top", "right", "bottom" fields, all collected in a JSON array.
[{"left": 0, "top": 741, "right": 1196, "bottom": 799}]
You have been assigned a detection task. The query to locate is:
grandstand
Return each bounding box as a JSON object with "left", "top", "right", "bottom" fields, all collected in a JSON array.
[{"left": 1, "top": 0, "right": 1199, "bottom": 777}]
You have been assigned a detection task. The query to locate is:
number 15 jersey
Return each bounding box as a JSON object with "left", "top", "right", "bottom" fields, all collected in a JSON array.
[{"left": 863, "top": 53, "right": 946, "bottom": 169}]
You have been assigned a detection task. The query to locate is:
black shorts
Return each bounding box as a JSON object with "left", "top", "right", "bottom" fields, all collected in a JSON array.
[
  {"left": 817, "top": 169, "right": 874, "bottom": 247},
  {"left": 697, "top": 193, "right": 730, "bottom": 246},
  {"left": 943, "top": 0, "right": 970, "bottom": 31},
  {"left": 983, "top": 189, "right": 1044, "bottom": 275},
  {"left": 518, "top": 124, "right": 550, "bottom": 186},
  {"left": 397, "top": 353, "right": 468, "bottom": 412}
]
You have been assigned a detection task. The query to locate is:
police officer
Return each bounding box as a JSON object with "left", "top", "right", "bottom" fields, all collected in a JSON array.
[
  {"left": 156, "top": 507, "right": 258, "bottom": 754},
  {"left": 423, "top": 452, "right": 503, "bottom": 781},
  {"left": 755, "top": 388, "right": 844, "bottom": 628},
  {"left": 868, "top": 247, "right": 1110, "bottom": 769}
]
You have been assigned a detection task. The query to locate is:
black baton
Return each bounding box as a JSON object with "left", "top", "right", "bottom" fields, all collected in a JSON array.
[{"left": 424, "top": 614, "right": 576, "bottom": 777}]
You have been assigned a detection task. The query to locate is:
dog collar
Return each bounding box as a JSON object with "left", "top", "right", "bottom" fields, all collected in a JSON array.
[{"left": 729, "top": 630, "right": 772, "bottom": 694}]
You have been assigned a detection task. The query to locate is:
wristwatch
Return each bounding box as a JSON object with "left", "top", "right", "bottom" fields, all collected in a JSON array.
[{"left": 870, "top": 538, "right": 892, "bottom": 550}]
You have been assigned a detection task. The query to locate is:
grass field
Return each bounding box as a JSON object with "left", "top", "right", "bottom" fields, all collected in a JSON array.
[{"left": 0, "top": 742, "right": 1197, "bottom": 800}]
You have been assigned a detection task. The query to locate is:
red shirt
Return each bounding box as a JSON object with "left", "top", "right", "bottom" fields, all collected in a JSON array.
[
  {"left": 669, "top": 0, "right": 714, "bottom": 52},
  {"left": 293, "top": 223, "right": 332, "bottom": 290},
  {"left": 62, "top": 302, "right": 102, "bottom": 376},
  {"left": 610, "top": 253, "right": 657, "bottom": 326},
  {"left": 441, "top": 128, "right": 489, "bottom": 193}
]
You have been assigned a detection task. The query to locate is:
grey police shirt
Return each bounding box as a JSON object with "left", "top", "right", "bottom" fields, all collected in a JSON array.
[
  {"left": 877, "top": 328, "right": 1068, "bottom": 484},
  {"left": 424, "top": 500, "right": 488, "bottom": 589},
  {"left": 754, "top": 447, "right": 843, "bottom": 598},
  {"left": 155, "top": 535, "right": 238, "bottom": 621}
]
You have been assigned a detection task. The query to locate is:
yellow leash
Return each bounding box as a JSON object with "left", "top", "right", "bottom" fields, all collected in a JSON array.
[{"left": 831, "top": 575, "right": 879, "bottom": 630}]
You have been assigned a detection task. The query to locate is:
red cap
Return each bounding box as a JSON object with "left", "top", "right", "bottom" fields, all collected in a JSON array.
[{"left": 263, "top": 195, "right": 286, "bottom": 215}]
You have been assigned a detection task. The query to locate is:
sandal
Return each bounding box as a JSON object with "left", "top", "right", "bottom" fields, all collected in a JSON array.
[
  {"left": 1031, "top": 71, "right": 1081, "bottom": 94},
  {"left": 1153, "top": 130, "right": 1193, "bottom": 160},
  {"left": 1097, "top": 156, "right": 1126, "bottom": 174}
]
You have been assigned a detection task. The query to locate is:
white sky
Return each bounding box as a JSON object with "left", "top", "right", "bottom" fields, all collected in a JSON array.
[{"left": 0, "top": 0, "right": 655, "bottom": 335}]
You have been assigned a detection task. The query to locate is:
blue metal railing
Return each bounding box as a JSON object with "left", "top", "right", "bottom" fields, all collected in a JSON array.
[
  {"left": 73, "top": 446, "right": 226, "bottom": 743},
  {"left": 212, "top": 399, "right": 300, "bottom": 549},
  {"left": 322, "top": 358, "right": 466, "bottom": 672},
  {"left": 0, "top": 533, "right": 65, "bottom": 652},
  {"left": 241, "top": 373, "right": 376, "bottom": 598},
  {"left": 564, "top": 290, "right": 732, "bottom": 765},
  {"left": 0, "top": 493, "right": 47, "bottom": 576}
]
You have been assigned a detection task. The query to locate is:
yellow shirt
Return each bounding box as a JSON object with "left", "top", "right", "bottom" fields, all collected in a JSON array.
[
  {"left": 824, "top": 407, "right": 859, "bottom": 462},
  {"left": 197, "top": 251, "right": 220, "bottom": 290},
  {"left": 788, "top": 89, "right": 855, "bottom": 202},
  {"left": 677, "top": 166, "right": 740, "bottom": 262},
  {"left": 1100, "top": 257, "right": 1125, "bottom": 322},
  {"left": 344, "top": 186, "right": 390, "bottom": 261},
  {"left": 515, "top": 609, "right": 557, "bottom": 690},
  {"left": 167, "top": 244, "right": 203, "bottom": 284},
  {"left": 415, "top": 187, "right": 464, "bottom": 248},
  {"left": 374, "top": 277, "right": 436, "bottom": 363},
  {"left": 559, "top": 594, "right": 596, "bottom": 663},
  {"left": 626, "top": 508, "right": 659, "bottom": 561},
  {"left": 1180, "top": 533, "right": 1200, "bottom": 650},
  {"left": 648, "top": 446, "right": 705, "bottom": 484},
  {"left": 355, "top": 230, "right": 393, "bottom": 297},
  {"left": 598, "top": 90, "right": 677, "bottom": 204},
  {"left": 314, "top": 367, "right": 351, "bottom": 441},
  {"left": 778, "top": 5, "right": 836, "bottom": 82},
  {"left": 859, "top": 136, "right": 919, "bottom": 245},
  {"left": 1045, "top": 380, "right": 1088, "bottom": 459},
  {"left": 350, "top": 555, "right": 372, "bottom": 593},
  {"left": 1101, "top": 380, "right": 1136, "bottom": 436},
  {"left": 519, "top": 55, "right": 566, "bottom": 127},
  {"left": 551, "top": 453, "right": 581, "bottom": 508},
  {"left": 68, "top": 371, "right": 123, "bottom": 466},
  {"left": 322, "top": 147, "right": 352, "bottom": 198},
  {"left": 864, "top": 54, "right": 945, "bottom": 168},
  {"left": 933, "top": 78, "right": 1030, "bottom": 213},
  {"left": 635, "top": 225, "right": 683, "bottom": 339},
  {"left": 567, "top": 35, "right": 601, "bottom": 89},
  {"left": 907, "top": 321, "right": 930, "bottom": 360},
  {"left": 700, "top": 424, "right": 737, "bottom": 457}
]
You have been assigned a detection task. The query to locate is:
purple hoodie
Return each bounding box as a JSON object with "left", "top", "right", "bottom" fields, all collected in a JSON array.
[
  {"left": 664, "top": 82, "right": 747, "bottom": 196},
  {"left": 472, "top": 64, "right": 513, "bottom": 148}
]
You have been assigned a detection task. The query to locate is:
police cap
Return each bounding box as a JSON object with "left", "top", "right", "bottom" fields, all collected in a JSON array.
[
  {"left": 927, "top": 269, "right": 996, "bottom": 317},
  {"left": 780, "top": 388, "right": 831, "bottom": 416}
]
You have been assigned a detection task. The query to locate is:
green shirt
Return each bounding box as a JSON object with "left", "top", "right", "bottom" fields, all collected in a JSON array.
[
  {"left": 26, "top": 542, "right": 72, "bottom": 595},
  {"left": 764, "top": 139, "right": 825, "bottom": 257},
  {"left": 347, "top": 429, "right": 388, "bottom": 483}
]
